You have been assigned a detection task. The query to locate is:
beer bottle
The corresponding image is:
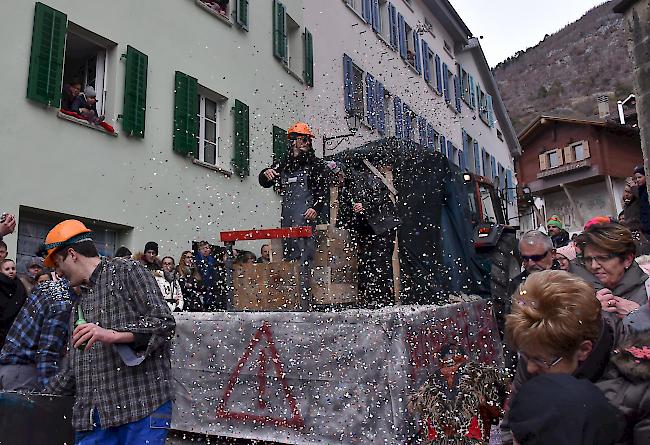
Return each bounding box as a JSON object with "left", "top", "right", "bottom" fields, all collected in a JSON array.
[{"left": 75, "top": 305, "right": 88, "bottom": 350}]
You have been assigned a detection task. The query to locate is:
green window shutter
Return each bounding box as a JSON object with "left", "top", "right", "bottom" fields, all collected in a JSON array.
[
  {"left": 236, "top": 0, "right": 249, "bottom": 30},
  {"left": 233, "top": 99, "right": 250, "bottom": 177},
  {"left": 173, "top": 71, "right": 198, "bottom": 156},
  {"left": 303, "top": 29, "right": 314, "bottom": 87},
  {"left": 27, "top": 3, "right": 67, "bottom": 107},
  {"left": 273, "top": 0, "right": 286, "bottom": 61},
  {"left": 122, "top": 46, "right": 148, "bottom": 138},
  {"left": 272, "top": 125, "right": 287, "bottom": 164}
]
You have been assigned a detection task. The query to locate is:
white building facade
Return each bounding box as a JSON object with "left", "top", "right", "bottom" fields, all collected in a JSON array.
[
  {"left": 303, "top": 0, "right": 521, "bottom": 220},
  {"left": 1, "top": 0, "right": 521, "bottom": 271},
  {"left": 0, "top": 0, "right": 311, "bottom": 270}
]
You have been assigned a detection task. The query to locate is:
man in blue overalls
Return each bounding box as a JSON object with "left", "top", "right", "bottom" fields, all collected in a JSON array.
[{"left": 259, "top": 122, "right": 331, "bottom": 307}]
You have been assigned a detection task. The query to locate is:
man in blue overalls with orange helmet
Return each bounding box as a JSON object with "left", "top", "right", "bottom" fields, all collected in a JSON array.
[{"left": 259, "top": 122, "right": 331, "bottom": 305}]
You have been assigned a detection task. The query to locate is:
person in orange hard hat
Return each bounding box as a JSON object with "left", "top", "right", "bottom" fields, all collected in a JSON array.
[
  {"left": 259, "top": 122, "right": 332, "bottom": 249},
  {"left": 259, "top": 122, "right": 333, "bottom": 304},
  {"left": 42, "top": 220, "right": 175, "bottom": 445}
]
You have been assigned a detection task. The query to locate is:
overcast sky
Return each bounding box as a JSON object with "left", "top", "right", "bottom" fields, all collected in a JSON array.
[{"left": 449, "top": 0, "right": 609, "bottom": 67}]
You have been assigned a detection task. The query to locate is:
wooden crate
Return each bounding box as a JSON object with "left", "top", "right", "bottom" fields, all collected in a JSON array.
[
  {"left": 312, "top": 225, "right": 358, "bottom": 305},
  {"left": 232, "top": 262, "right": 301, "bottom": 311}
]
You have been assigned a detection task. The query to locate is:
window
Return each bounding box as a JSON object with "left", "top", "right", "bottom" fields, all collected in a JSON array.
[
  {"left": 443, "top": 40, "right": 454, "bottom": 57},
  {"left": 403, "top": 104, "right": 415, "bottom": 141},
  {"left": 26, "top": 4, "right": 133, "bottom": 135},
  {"left": 497, "top": 129, "right": 504, "bottom": 141},
  {"left": 434, "top": 54, "right": 443, "bottom": 94},
  {"left": 378, "top": 0, "right": 390, "bottom": 41},
  {"left": 63, "top": 29, "right": 111, "bottom": 116},
  {"left": 286, "top": 14, "right": 303, "bottom": 74},
  {"left": 423, "top": 46, "right": 434, "bottom": 85},
  {"left": 382, "top": 88, "right": 393, "bottom": 135},
  {"left": 458, "top": 65, "right": 475, "bottom": 109},
  {"left": 344, "top": 54, "right": 365, "bottom": 117},
  {"left": 303, "top": 29, "right": 314, "bottom": 87},
  {"left": 497, "top": 163, "right": 506, "bottom": 190},
  {"left": 273, "top": 126, "right": 288, "bottom": 163},
  {"left": 442, "top": 63, "right": 451, "bottom": 103},
  {"left": 463, "top": 130, "right": 480, "bottom": 174},
  {"left": 196, "top": 92, "right": 225, "bottom": 166},
  {"left": 482, "top": 148, "right": 491, "bottom": 177},
  {"left": 273, "top": 2, "right": 302, "bottom": 74},
  {"left": 563, "top": 141, "right": 591, "bottom": 163},
  {"left": 273, "top": 1, "right": 287, "bottom": 62},
  {"left": 365, "top": 74, "right": 386, "bottom": 133},
  {"left": 197, "top": 0, "right": 231, "bottom": 21},
  {"left": 476, "top": 83, "right": 495, "bottom": 127},
  {"left": 539, "top": 148, "right": 564, "bottom": 170},
  {"left": 405, "top": 22, "right": 415, "bottom": 66},
  {"left": 426, "top": 123, "right": 439, "bottom": 151},
  {"left": 351, "top": 64, "right": 364, "bottom": 116},
  {"left": 236, "top": 0, "right": 249, "bottom": 30},
  {"left": 344, "top": 0, "right": 363, "bottom": 16}
]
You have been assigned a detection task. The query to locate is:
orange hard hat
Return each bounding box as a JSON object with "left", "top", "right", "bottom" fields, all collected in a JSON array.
[
  {"left": 42, "top": 220, "right": 93, "bottom": 268},
  {"left": 287, "top": 122, "right": 315, "bottom": 139}
]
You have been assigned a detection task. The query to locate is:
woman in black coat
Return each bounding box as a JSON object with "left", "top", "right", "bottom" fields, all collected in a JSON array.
[{"left": 0, "top": 259, "right": 28, "bottom": 349}]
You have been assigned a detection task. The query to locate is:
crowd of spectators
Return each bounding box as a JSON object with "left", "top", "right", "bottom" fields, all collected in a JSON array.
[{"left": 492, "top": 164, "right": 650, "bottom": 444}]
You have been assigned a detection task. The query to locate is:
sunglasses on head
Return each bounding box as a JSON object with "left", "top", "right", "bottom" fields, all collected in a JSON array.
[{"left": 521, "top": 250, "right": 549, "bottom": 262}]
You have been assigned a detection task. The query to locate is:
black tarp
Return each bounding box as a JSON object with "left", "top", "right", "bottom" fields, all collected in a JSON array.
[{"left": 331, "top": 138, "right": 488, "bottom": 304}]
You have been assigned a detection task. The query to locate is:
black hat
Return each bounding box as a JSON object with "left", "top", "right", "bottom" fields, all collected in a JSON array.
[
  {"left": 509, "top": 374, "right": 622, "bottom": 445},
  {"left": 144, "top": 241, "right": 159, "bottom": 255},
  {"left": 634, "top": 165, "right": 645, "bottom": 176},
  {"left": 115, "top": 246, "right": 132, "bottom": 258}
]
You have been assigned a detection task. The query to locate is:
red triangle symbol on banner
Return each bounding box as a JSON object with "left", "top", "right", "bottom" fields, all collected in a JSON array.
[{"left": 216, "top": 321, "right": 305, "bottom": 429}]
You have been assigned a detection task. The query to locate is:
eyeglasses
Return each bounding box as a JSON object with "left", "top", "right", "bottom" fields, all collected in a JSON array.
[
  {"left": 518, "top": 352, "right": 563, "bottom": 369},
  {"left": 521, "top": 251, "right": 549, "bottom": 262},
  {"left": 582, "top": 253, "right": 617, "bottom": 266},
  {"left": 288, "top": 134, "right": 310, "bottom": 142}
]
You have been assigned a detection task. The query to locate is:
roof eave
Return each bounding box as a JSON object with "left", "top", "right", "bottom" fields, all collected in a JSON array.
[{"left": 423, "top": 0, "right": 471, "bottom": 45}]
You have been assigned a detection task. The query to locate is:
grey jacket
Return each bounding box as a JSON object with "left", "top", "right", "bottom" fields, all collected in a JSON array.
[
  {"left": 572, "top": 261, "right": 649, "bottom": 307},
  {"left": 596, "top": 330, "right": 650, "bottom": 444}
]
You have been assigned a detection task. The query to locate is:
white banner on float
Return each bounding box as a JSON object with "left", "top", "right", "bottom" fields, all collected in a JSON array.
[{"left": 170, "top": 300, "right": 503, "bottom": 444}]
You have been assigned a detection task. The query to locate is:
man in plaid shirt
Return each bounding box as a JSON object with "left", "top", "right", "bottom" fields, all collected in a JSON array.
[
  {"left": 0, "top": 279, "right": 74, "bottom": 390},
  {"left": 42, "top": 220, "right": 176, "bottom": 445}
]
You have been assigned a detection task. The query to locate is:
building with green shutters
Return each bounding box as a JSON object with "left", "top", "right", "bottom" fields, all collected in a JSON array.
[
  {"left": 1, "top": 0, "right": 523, "bottom": 271},
  {"left": 302, "top": 0, "right": 521, "bottom": 222},
  {"left": 1, "top": 0, "right": 308, "bottom": 270}
]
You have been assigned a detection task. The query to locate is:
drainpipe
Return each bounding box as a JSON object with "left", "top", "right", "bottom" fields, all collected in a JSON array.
[
  {"left": 605, "top": 175, "right": 618, "bottom": 216},
  {"left": 560, "top": 184, "right": 584, "bottom": 228}
]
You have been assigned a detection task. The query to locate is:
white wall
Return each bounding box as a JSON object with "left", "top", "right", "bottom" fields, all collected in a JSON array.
[{"left": 0, "top": 0, "right": 305, "bottom": 258}]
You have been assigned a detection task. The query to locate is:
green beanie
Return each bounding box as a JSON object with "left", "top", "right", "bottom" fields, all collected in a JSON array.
[{"left": 547, "top": 216, "right": 563, "bottom": 230}]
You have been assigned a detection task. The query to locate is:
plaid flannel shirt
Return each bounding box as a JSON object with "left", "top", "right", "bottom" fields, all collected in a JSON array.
[
  {"left": 0, "top": 280, "right": 74, "bottom": 389},
  {"left": 47, "top": 258, "right": 176, "bottom": 431}
]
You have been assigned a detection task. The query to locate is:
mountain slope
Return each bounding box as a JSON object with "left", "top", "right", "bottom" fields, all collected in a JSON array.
[{"left": 493, "top": 1, "right": 633, "bottom": 132}]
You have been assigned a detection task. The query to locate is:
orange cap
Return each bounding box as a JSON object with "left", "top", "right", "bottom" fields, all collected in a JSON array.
[
  {"left": 42, "top": 220, "right": 93, "bottom": 268},
  {"left": 287, "top": 122, "right": 315, "bottom": 139}
]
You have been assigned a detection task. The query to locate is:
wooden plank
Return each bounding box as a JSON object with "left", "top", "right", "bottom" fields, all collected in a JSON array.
[
  {"left": 232, "top": 262, "right": 301, "bottom": 310},
  {"left": 312, "top": 225, "right": 358, "bottom": 305},
  {"left": 220, "top": 226, "right": 312, "bottom": 242}
]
